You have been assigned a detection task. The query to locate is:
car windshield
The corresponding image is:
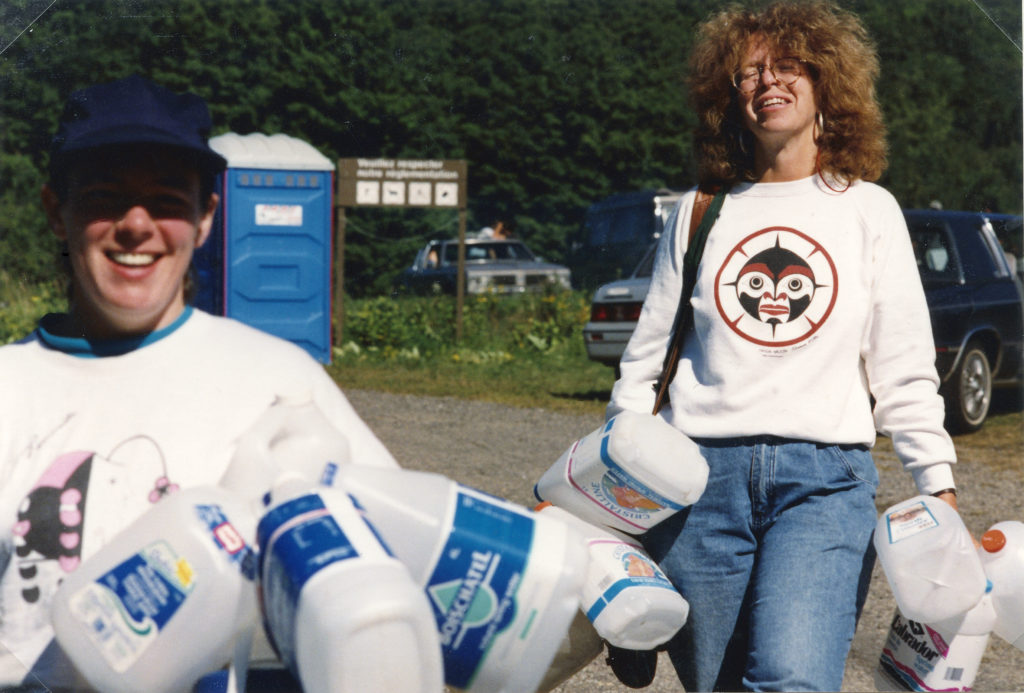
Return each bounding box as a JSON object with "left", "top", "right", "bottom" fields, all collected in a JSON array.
[{"left": 442, "top": 242, "right": 536, "bottom": 263}]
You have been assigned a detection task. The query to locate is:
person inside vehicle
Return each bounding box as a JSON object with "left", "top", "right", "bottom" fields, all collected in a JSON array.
[
  {"left": 0, "top": 74, "right": 397, "bottom": 690},
  {"left": 608, "top": 3, "right": 960, "bottom": 691}
]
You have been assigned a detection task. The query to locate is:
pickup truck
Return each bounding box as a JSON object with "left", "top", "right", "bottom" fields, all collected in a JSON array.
[{"left": 583, "top": 209, "right": 1023, "bottom": 433}]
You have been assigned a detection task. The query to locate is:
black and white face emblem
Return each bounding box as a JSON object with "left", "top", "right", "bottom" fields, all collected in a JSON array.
[{"left": 715, "top": 227, "right": 837, "bottom": 347}]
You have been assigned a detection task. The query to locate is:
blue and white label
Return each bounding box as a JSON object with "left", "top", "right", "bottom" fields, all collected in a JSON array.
[
  {"left": 426, "top": 487, "right": 534, "bottom": 690},
  {"left": 257, "top": 493, "right": 361, "bottom": 667},
  {"left": 194, "top": 504, "right": 257, "bottom": 580},
  {"left": 568, "top": 419, "right": 684, "bottom": 531},
  {"left": 67, "top": 541, "right": 193, "bottom": 672},
  {"left": 585, "top": 542, "right": 676, "bottom": 621},
  {"left": 886, "top": 501, "right": 940, "bottom": 544}
]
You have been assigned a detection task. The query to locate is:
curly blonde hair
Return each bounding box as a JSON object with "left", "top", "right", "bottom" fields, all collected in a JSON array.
[{"left": 689, "top": 0, "right": 887, "bottom": 187}]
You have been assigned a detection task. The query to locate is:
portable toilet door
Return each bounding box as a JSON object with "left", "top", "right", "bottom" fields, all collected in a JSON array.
[{"left": 208, "top": 132, "right": 335, "bottom": 363}]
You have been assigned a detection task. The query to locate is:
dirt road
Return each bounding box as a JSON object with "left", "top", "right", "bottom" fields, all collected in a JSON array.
[{"left": 346, "top": 389, "right": 1024, "bottom": 692}]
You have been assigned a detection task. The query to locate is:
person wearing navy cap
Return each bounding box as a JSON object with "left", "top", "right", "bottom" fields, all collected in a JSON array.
[
  {"left": 42, "top": 74, "right": 228, "bottom": 340},
  {"left": 0, "top": 76, "right": 400, "bottom": 690}
]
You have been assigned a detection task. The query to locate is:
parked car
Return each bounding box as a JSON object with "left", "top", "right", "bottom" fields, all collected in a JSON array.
[
  {"left": 395, "top": 238, "right": 572, "bottom": 295},
  {"left": 566, "top": 188, "right": 684, "bottom": 291},
  {"left": 582, "top": 242, "right": 656, "bottom": 377},
  {"left": 583, "top": 209, "right": 1023, "bottom": 432},
  {"left": 906, "top": 209, "right": 1022, "bottom": 432}
]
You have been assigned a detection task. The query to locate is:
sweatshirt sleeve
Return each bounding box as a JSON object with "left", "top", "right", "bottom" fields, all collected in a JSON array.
[
  {"left": 311, "top": 371, "right": 402, "bottom": 469},
  {"left": 606, "top": 193, "right": 693, "bottom": 420},
  {"left": 861, "top": 193, "right": 956, "bottom": 494}
]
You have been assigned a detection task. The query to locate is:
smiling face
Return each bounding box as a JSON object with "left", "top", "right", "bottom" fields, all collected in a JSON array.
[
  {"left": 736, "top": 39, "right": 819, "bottom": 160},
  {"left": 43, "top": 146, "right": 217, "bottom": 339}
]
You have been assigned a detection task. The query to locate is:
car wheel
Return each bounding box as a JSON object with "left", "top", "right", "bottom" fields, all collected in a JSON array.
[{"left": 944, "top": 343, "right": 992, "bottom": 434}]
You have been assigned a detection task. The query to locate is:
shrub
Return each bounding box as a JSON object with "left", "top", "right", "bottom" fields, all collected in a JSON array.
[
  {"left": 0, "top": 271, "right": 66, "bottom": 344},
  {"left": 339, "top": 288, "right": 592, "bottom": 361}
]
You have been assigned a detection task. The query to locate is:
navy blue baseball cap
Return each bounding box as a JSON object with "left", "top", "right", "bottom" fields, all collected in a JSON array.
[{"left": 49, "top": 74, "right": 227, "bottom": 178}]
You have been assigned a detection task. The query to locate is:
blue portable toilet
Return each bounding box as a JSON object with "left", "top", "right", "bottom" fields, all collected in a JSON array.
[{"left": 195, "top": 133, "right": 335, "bottom": 363}]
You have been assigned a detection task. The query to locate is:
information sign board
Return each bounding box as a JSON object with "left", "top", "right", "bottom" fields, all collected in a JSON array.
[{"left": 337, "top": 158, "right": 466, "bottom": 209}]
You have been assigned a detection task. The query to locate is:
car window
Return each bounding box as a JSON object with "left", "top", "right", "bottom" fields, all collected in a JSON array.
[
  {"left": 990, "top": 216, "right": 1023, "bottom": 278},
  {"left": 422, "top": 243, "right": 441, "bottom": 268},
  {"left": 441, "top": 241, "right": 536, "bottom": 264},
  {"left": 633, "top": 244, "right": 657, "bottom": 278},
  {"left": 908, "top": 224, "right": 958, "bottom": 282},
  {"left": 950, "top": 217, "right": 1001, "bottom": 281}
]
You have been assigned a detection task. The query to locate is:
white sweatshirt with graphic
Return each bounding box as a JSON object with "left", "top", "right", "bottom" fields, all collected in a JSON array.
[
  {"left": 0, "top": 308, "right": 398, "bottom": 688},
  {"left": 609, "top": 176, "right": 956, "bottom": 494}
]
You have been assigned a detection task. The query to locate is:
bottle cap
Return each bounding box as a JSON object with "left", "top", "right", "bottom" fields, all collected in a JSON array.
[{"left": 981, "top": 529, "right": 1006, "bottom": 553}]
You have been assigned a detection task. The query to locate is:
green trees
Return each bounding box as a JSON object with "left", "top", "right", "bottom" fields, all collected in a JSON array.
[{"left": 2, "top": 0, "right": 1020, "bottom": 296}]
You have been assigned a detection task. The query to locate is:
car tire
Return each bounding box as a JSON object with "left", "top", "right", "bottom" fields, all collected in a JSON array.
[{"left": 943, "top": 342, "right": 992, "bottom": 434}]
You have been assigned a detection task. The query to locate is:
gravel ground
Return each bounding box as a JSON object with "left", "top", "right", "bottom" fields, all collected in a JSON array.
[{"left": 345, "top": 389, "right": 1024, "bottom": 693}]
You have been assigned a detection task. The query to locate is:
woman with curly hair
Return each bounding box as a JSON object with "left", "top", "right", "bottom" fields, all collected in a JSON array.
[{"left": 607, "top": 2, "right": 959, "bottom": 690}]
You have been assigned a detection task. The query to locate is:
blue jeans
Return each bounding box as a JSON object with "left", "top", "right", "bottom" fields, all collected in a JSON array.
[{"left": 642, "top": 437, "right": 878, "bottom": 692}]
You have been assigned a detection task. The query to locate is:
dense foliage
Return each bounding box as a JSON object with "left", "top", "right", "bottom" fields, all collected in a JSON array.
[
  {"left": 341, "top": 288, "right": 590, "bottom": 358},
  {"left": 2, "top": 0, "right": 1021, "bottom": 297}
]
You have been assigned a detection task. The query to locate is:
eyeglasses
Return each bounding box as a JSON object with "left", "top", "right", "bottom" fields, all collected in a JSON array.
[{"left": 731, "top": 58, "right": 807, "bottom": 94}]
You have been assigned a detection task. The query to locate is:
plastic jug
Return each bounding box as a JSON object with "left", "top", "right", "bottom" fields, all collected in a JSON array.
[
  {"left": 874, "top": 495, "right": 987, "bottom": 624},
  {"left": 51, "top": 486, "right": 259, "bottom": 693},
  {"left": 534, "top": 410, "right": 708, "bottom": 534},
  {"left": 874, "top": 584, "right": 996, "bottom": 692},
  {"left": 220, "top": 394, "right": 353, "bottom": 506},
  {"left": 977, "top": 520, "right": 1024, "bottom": 650},
  {"left": 535, "top": 610, "right": 604, "bottom": 693},
  {"left": 536, "top": 502, "right": 688, "bottom": 650},
  {"left": 334, "top": 464, "right": 586, "bottom": 693},
  {"left": 257, "top": 476, "right": 443, "bottom": 692}
]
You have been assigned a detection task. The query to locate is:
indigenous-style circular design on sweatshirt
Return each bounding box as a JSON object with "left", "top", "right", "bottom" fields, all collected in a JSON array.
[{"left": 714, "top": 226, "right": 837, "bottom": 347}]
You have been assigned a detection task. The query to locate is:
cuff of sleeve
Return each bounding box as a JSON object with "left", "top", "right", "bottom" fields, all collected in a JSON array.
[{"left": 911, "top": 463, "right": 956, "bottom": 496}]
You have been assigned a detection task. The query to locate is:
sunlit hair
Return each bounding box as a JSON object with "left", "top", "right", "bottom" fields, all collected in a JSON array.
[{"left": 689, "top": 0, "right": 887, "bottom": 187}]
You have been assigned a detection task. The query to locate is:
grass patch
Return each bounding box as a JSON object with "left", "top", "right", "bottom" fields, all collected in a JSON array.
[
  {"left": 328, "top": 349, "right": 615, "bottom": 417},
  {"left": 327, "top": 289, "right": 617, "bottom": 416}
]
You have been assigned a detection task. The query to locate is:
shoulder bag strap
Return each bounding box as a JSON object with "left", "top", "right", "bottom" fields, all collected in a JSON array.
[{"left": 652, "top": 187, "right": 727, "bottom": 414}]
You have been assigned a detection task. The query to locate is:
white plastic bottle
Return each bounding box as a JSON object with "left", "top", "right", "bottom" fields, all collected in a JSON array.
[
  {"left": 51, "top": 486, "right": 259, "bottom": 693},
  {"left": 874, "top": 495, "right": 988, "bottom": 624},
  {"left": 219, "top": 393, "right": 354, "bottom": 504},
  {"left": 335, "top": 464, "right": 586, "bottom": 693},
  {"left": 536, "top": 502, "right": 688, "bottom": 650},
  {"left": 977, "top": 520, "right": 1024, "bottom": 651},
  {"left": 535, "top": 610, "right": 605, "bottom": 693},
  {"left": 257, "top": 476, "right": 443, "bottom": 692},
  {"left": 534, "top": 410, "right": 708, "bottom": 534},
  {"left": 874, "top": 584, "right": 996, "bottom": 692}
]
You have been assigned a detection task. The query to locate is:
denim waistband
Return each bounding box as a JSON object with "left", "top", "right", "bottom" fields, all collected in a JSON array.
[{"left": 689, "top": 435, "right": 869, "bottom": 452}]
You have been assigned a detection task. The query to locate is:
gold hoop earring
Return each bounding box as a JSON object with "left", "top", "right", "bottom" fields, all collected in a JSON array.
[
  {"left": 737, "top": 130, "right": 750, "bottom": 155},
  {"left": 815, "top": 112, "right": 825, "bottom": 142}
]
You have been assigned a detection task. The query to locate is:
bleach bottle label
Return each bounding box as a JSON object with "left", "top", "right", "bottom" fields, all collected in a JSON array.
[
  {"left": 585, "top": 539, "right": 675, "bottom": 622},
  {"left": 566, "top": 423, "right": 685, "bottom": 531},
  {"left": 876, "top": 608, "right": 990, "bottom": 692},
  {"left": 195, "top": 503, "right": 258, "bottom": 580},
  {"left": 426, "top": 487, "right": 533, "bottom": 690},
  {"left": 65, "top": 540, "right": 193, "bottom": 673},
  {"left": 63, "top": 503, "right": 255, "bottom": 675},
  {"left": 257, "top": 493, "right": 364, "bottom": 667}
]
